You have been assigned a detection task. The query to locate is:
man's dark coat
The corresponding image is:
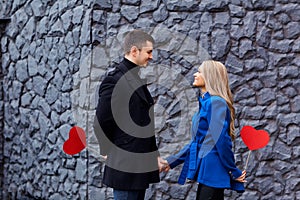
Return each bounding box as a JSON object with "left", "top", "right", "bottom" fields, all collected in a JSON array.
[{"left": 94, "top": 58, "right": 160, "bottom": 190}]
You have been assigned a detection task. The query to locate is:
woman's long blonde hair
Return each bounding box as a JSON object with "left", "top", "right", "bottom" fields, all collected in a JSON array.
[{"left": 199, "top": 60, "right": 235, "bottom": 140}]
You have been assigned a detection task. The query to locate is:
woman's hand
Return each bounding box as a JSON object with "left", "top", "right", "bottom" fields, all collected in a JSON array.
[
  {"left": 235, "top": 170, "right": 247, "bottom": 183},
  {"left": 157, "top": 157, "right": 170, "bottom": 172}
]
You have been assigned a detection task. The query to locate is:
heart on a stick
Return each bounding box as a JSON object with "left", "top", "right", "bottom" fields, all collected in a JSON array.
[
  {"left": 63, "top": 126, "right": 86, "bottom": 155},
  {"left": 240, "top": 125, "right": 269, "bottom": 150}
]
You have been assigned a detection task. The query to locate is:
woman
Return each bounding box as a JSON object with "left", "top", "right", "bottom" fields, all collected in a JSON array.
[{"left": 164, "top": 60, "right": 246, "bottom": 200}]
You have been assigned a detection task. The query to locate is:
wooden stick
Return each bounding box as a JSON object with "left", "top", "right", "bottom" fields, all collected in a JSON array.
[{"left": 244, "top": 150, "right": 251, "bottom": 170}]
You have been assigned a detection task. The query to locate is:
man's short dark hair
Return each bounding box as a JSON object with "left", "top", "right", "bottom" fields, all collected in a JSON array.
[{"left": 123, "top": 30, "right": 155, "bottom": 54}]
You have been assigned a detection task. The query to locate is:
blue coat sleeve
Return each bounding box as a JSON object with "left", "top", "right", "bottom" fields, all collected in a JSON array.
[
  {"left": 166, "top": 143, "right": 190, "bottom": 169},
  {"left": 207, "top": 97, "right": 242, "bottom": 179}
]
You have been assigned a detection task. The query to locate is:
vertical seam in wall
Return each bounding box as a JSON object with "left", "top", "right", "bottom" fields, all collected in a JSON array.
[
  {"left": 0, "top": 18, "right": 10, "bottom": 200},
  {"left": 86, "top": 3, "right": 95, "bottom": 199},
  {"left": 0, "top": 31, "right": 3, "bottom": 200}
]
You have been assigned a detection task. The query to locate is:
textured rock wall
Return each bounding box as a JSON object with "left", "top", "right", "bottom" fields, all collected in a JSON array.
[
  {"left": 1, "top": 0, "right": 299, "bottom": 199},
  {"left": 0, "top": 0, "right": 94, "bottom": 199}
]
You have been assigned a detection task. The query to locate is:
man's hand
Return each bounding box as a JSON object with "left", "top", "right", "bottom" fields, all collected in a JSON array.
[{"left": 100, "top": 155, "right": 107, "bottom": 162}]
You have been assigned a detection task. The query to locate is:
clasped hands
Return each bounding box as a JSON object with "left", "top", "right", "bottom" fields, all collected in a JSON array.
[{"left": 157, "top": 157, "right": 170, "bottom": 172}]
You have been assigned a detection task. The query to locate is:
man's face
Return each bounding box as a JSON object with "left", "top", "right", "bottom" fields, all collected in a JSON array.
[{"left": 135, "top": 41, "right": 153, "bottom": 67}]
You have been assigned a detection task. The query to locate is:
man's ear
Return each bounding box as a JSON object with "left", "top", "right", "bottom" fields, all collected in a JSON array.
[{"left": 130, "top": 46, "right": 139, "bottom": 57}]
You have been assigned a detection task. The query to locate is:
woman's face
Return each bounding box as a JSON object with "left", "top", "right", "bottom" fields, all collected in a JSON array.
[{"left": 193, "top": 67, "right": 205, "bottom": 88}]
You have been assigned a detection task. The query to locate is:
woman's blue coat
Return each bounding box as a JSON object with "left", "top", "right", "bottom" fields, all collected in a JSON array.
[{"left": 167, "top": 93, "right": 244, "bottom": 193}]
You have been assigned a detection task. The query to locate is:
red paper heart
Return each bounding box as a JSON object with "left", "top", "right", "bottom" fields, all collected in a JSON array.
[
  {"left": 63, "top": 126, "right": 86, "bottom": 155},
  {"left": 240, "top": 125, "right": 269, "bottom": 150}
]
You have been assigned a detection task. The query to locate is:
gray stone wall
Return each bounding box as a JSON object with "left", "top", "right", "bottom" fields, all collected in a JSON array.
[
  {"left": 0, "top": 0, "right": 94, "bottom": 199},
  {"left": 1, "top": 0, "right": 300, "bottom": 199}
]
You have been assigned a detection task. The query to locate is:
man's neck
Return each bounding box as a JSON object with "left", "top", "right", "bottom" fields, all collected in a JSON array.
[{"left": 124, "top": 55, "right": 137, "bottom": 65}]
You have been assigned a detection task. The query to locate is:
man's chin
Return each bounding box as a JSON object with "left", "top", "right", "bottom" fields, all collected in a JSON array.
[{"left": 141, "top": 63, "right": 148, "bottom": 67}]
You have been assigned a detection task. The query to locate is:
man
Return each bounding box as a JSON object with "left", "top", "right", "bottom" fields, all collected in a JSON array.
[{"left": 94, "top": 30, "right": 165, "bottom": 200}]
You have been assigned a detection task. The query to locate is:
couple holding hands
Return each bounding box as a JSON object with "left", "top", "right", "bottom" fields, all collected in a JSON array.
[{"left": 95, "top": 30, "right": 246, "bottom": 200}]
